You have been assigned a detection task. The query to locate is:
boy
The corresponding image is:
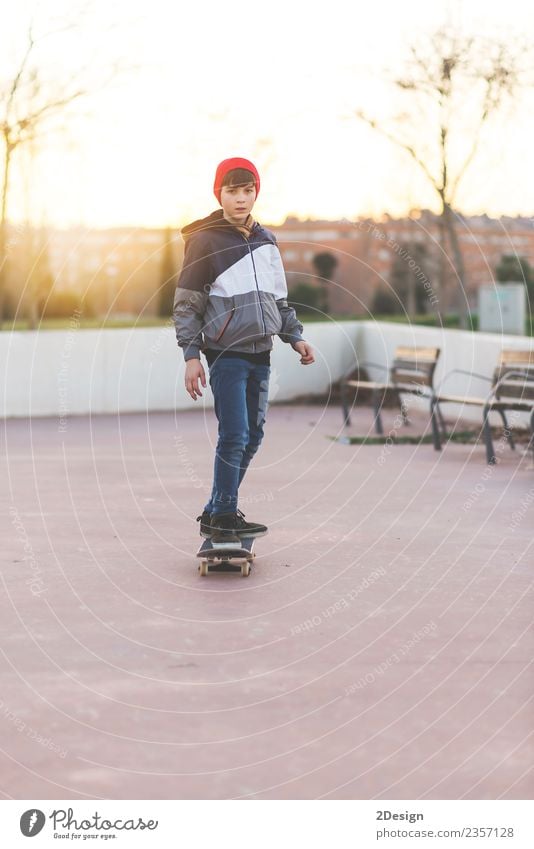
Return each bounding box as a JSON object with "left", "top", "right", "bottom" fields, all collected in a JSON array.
[{"left": 173, "top": 156, "right": 315, "bottom": 545}]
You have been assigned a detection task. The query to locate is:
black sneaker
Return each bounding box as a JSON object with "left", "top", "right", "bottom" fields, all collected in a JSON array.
[
  {"left": 235, "top": 508, "right": 268, "bottom": 538},
  {"left": 210, "top": 512, "right": 241, "bottom": 547},
  {"left": 196, "top": 510, "right": 212, "bottom": 537}
]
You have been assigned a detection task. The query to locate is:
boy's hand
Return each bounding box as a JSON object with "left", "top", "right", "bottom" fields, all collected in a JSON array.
[
  {"left": 292, "top": 340, "right": 315, "bottom": 365},
  {"left": 185, "top": 358, "right": 207, "bottom": 400}
]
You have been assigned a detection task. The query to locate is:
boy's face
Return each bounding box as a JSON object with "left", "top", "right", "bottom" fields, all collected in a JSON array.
[{"left": 220, "top": 181, "right": 256, "bottom": 222}]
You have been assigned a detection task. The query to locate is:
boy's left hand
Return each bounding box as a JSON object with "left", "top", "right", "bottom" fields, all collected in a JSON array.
[{"left": 292, "top": 340, "right": 315, "bottom": 364}]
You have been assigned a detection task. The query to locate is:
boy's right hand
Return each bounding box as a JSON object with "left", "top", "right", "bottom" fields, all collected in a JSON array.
[{"left": 184, "top": 358, "right": 207, "bottom": 401}]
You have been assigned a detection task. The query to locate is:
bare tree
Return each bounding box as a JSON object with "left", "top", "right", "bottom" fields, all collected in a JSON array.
[
  {"left": 0, "top": 9, "right": 133, "bottom": 327},
  {"left": 354, "top": 27, "right": 529, "bottom": 329}
]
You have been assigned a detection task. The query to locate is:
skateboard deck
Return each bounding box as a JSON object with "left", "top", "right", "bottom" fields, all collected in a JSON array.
[{"left": 196, "top": 536, "right": 256, "bottom": 577}]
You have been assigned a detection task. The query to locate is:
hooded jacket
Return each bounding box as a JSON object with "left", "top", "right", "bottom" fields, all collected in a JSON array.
[{"left": 173, "top": 209, "right": 304, "bottom": 361}]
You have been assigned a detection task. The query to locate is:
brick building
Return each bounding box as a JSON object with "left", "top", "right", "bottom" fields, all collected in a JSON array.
[
  {"left": 271, "top": 211, "right": 534, "bottom": 316},
  {"left": 8, "top": 212, "right": 531, "bottom": 319}
]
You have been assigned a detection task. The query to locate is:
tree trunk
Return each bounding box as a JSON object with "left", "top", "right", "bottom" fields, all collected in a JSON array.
[
  {"left": 0, "top": 138, "right": 12, "bottom": 328},
  {"left": 320, "top": 282, "right": 329, "bottom": 315},
  {"left": 442, "top": 202, "right": 469, "bottom": 330},
  {"left": 406, "top": 260, "right": 416, "bottom": 318},
  {"left": 27, "top": 296, "right": 39, "bottom": 330},
  {"left": 436, "top": 214, "right": 447, "bottom": 323}
]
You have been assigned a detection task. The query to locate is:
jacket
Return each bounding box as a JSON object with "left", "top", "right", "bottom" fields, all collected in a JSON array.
[{"left": 173, "top": 209, "right": 304, "bottom": 361}]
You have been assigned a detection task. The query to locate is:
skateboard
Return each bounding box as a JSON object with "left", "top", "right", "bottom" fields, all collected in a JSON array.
[{"left": 196, "top": 536, "right": 256, "bottom": 577}]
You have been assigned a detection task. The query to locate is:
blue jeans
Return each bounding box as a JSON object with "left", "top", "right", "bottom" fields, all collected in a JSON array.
[{"left": 204, "top": 357, "right": 270, "bottom": 517}]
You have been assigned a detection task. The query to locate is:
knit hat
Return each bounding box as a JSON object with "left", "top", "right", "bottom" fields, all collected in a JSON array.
[{"left": 213, "top": 157, "right": 260, "bottom": 205}]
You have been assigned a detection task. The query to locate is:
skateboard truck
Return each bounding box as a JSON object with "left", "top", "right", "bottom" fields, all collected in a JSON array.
[{"left": 196, "top": 536, "right": 257, "bottom": 577}]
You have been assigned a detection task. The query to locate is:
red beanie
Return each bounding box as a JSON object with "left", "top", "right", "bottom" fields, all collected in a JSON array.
[{"left": 213, "top": 157, "right": 260, "bottom": 205}]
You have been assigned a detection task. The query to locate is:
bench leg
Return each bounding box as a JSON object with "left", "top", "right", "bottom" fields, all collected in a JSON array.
[
  {"left": 436, "top": 403, "right": 447, "bottom": 438},
  {"left": 430, "top": 397, "right": 442, "bottom": 451},
  {"left": 340, "top": 383, "right": 352, "bottom": 428},
  {"left": 483, "top": 405, "right": 496, "bottom": 464},
  {"left": 372, "top": 389, "right": 384, "bottom": 435},
  {"left": 397, "top": 393, "right": 410, "bottom": 426},
  {"left": 498, "top": 410, "right": 515, "bottom": 451}
]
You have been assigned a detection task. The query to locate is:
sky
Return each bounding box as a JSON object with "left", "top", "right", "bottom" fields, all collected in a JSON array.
[{"left": 2, "top": 0, "right": 534, "bottom": 229}]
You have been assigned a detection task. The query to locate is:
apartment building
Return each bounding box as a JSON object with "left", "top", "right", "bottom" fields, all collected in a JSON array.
[
  {"left": 7, "top": 212, "right": 531, "bottom": 318},
  {"left": 271, "top": 211, "right": 534, "bottom": 315}
]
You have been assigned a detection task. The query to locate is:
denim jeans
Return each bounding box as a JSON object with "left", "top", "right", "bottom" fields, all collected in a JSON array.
[{"left": 203, "top": 356, "right": 270, "bottom": 517}]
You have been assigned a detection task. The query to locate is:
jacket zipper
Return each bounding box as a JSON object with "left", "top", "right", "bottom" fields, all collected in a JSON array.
[
  {"left": 239, "top": 229, "right": 266, "bottom": 350},
  {"left": 215, "top": 306, "right": 235, "bottom": 342}
]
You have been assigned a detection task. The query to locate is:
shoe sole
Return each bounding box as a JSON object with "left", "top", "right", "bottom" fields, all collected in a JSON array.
[{"left": 203, "top": 529, "right": 268, "bottom": 539}]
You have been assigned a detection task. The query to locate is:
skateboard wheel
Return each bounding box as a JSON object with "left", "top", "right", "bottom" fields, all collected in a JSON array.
[{"left": 199, "top": 561, "right": 209, "bottom": 576}]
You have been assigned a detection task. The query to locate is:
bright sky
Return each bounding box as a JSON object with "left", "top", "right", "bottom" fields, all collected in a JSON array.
[{"left": 2, "top": 0, "right": 534, "bottom": 228}]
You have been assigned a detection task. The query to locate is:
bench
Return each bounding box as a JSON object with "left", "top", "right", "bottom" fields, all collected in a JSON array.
[
  {"left": 341, "top": 346, "right": 442, "bottom": 435},
  {"left": 430, "top": 349, "right": 534, "bottom": 464}
]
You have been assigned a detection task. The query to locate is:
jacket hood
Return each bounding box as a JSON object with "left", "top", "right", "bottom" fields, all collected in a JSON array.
[{"left": 181, "top": 208, "right": 258, "bottom": 242}]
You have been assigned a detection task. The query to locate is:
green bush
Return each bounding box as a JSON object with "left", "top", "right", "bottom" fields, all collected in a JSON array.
[
  {"left": 370, "top": 288, "right": 401, "bottom": 315},
  {"left": 288, "top": 282, "right": 322, "bottom": 315}
]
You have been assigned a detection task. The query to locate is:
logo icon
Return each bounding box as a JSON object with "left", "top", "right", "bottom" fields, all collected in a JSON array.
[{"left": 20, "top": 809, "right": 46, "bottom": 837}]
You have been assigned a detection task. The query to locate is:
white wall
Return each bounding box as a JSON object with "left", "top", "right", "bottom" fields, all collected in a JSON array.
[
  {"left": 0, "top": 322, "right": 360, "bottom": 418},
  {"left": 1, "top": 321, "right": 532, "bottom": 425}
]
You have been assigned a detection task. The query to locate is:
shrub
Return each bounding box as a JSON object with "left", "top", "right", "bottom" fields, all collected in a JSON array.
[{"left": 288, "top": 282, "right": 322, "bottom": 314}]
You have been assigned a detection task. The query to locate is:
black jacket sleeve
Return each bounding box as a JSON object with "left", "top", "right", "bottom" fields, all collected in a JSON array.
[{"left": 172, "top": 234, "right": 213, "bottom": 361}]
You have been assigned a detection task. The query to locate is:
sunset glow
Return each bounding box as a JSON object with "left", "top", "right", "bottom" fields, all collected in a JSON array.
[{"left": 3, "top": 0, "right": 534, "bottom": 229}]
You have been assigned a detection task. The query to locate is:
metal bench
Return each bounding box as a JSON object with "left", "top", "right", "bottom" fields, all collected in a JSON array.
[
  {"left": 341, "top": 346, "right": 442, "bottom": 434},
  {"left": 430, "top": 349, "right": 534, "bottom": 464}
]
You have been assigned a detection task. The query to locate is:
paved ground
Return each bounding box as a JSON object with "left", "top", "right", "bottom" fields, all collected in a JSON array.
[{"left": 1, "top": 401, "right": 533, "bottom": 800}]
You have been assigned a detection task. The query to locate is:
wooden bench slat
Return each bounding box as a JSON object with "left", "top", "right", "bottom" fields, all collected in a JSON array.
[
  {"left": 344, "top": 380, "right": 390, "bottom": 390},
  {"left": 393, "top": 361, "right": 435, "bottom": 372},
  {"left": 435, "top": 394, "right": 488, "bottom": 406},
  {"left": 395, "top": 346, "right": 440, "bottom": 360},
  {"left": 500, "top": 349, "right": 534, "bottom": 365},
  {"left": 345, "top": 379, "right": 433, "bottom": 392},
  {"left": 490, "top": 401, "right": 534, "bottom": 411},
  {"left": 495, "top": 384, "right": 534, "bottom": 401}
]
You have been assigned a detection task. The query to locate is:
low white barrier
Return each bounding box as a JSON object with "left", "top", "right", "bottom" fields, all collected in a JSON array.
[
  {"left": 1, "top": 320, "right": 532, "bottom": 426},
  {"left": 0, "top": 321, "right": 360, "bottom": 418},
  {"left": 357, "top": 321, "right": 533, "bottom": 427}
]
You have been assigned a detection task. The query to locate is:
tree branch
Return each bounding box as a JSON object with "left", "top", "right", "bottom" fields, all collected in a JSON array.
[
  {"left": 5, "top": 20, "right": 35, "bottom": 123},
  {"left": 355, "top": 108, "right": 440, "bottom": 192}
]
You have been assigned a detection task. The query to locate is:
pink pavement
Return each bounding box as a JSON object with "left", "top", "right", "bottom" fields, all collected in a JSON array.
[{"left": 1, "top": 403, "right": 533, "bottom": 799}]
